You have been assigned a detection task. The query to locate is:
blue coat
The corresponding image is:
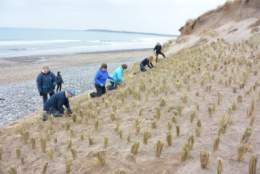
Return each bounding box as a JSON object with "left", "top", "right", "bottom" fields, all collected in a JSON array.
[
  {"left": 44, "top": 91, "right": 70, "bottom": 114},
  {"left": 94, "top": 69, "right": 112, "bottom": 86},
  {"left": 111, "top": 66, "right": 125, "bottom": 85},
  {"left": 36, "top": 71, "right": 56, "bottom": 94}
]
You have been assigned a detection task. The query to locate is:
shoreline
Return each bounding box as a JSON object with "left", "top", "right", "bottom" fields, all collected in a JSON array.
[
  {"left": 0, "top": 48, "right": 152, "bottom": 84},
  {"left": 0, "top": 48, "right": 151, "bottom": 126}
]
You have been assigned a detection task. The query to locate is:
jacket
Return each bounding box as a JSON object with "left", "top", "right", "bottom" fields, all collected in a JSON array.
[
  {"left": 36, "top": 71, "right": 56, "bottom": 94},
  {"left": 94, "top": 69, "right": 112, "bottom": 86},
  {"left": 44, "top": 91, "right": 70, "bottom": 114},
  {"left": 56, "top": 75, "right": 64, "bottom": 84},
  {"left": 111, "top": 66, "right": 125, "bottom": 85},
  {"left": 141, "top": 58, "right": 153, "bottom": 68}
]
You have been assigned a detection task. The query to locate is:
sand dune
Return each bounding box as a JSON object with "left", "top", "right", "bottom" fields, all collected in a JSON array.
[{"left": 0, "top": 0, "right": 260, "bottom": 173}]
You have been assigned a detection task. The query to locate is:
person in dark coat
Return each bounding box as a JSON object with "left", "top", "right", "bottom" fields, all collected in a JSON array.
[
  {"left": 42, "top": 89, "right": 75, "bottom": 121},
  {"left": 140, "top": 56, "right": 154, "bottom": 72},
  {"left": 154, "top": 42, "right": 166, "bottom": 62},
  {"left": 56, "top": 71, "right": 64, "bottom": 92},
  {"left": 90, "top": 63, "right": 113, "bottom": 98},
  {"left": 36, "top": 66, "right": 57, "bottom": 108}
]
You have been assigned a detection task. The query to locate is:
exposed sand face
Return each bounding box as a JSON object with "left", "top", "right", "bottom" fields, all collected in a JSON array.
[
  {"left": 0, "top": 49, "right": 152, "bottom": 84},
  {"left": 0, "top": 28, "right": 259, "bottom": 173}
]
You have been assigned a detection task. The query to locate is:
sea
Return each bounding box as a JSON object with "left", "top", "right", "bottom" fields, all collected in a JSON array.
[{"left": 0, "top": 28, "right": 174, "bottom": 58}]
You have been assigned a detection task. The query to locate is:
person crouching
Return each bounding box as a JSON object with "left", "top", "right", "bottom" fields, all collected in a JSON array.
[
  {"left": 140, "top": 56, "right": 154, "bottom": 72},
  {"left": 90, "top": 63, "right": 112, "bottom": 98},
  {"left": 42, "top": 89, "right": 75, "bottom": 121},
  {"left": 108, "top": 64, "right": 128, "bottom": 90}
]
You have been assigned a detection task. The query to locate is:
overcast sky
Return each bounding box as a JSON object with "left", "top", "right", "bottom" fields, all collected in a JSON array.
[{"left": 0, "top": 0, "right": 227, "bottom": 34}]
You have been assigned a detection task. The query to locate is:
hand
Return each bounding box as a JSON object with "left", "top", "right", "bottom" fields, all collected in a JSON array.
[
  {"left": 39, "top": 92, "right": 44, "bottom": 96},
  {"left": 67, "top": 109, "right": 73, "bottom": 115}
]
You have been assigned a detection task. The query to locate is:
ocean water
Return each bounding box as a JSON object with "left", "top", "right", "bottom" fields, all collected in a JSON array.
[{"left": 0, "top": 28, "right": 173, "bottom": 58}]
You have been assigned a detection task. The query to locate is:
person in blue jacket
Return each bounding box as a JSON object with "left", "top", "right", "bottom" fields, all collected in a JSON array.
[
  {"left": 90, "top": 63, "right": 112, "bottom": 98},
  {"left": 36, "top": 66, "right": 57, "bottom": 108},
  {"left": 42, "top": 89, "right": 75, "bottom": 121},
  {"left": 108, "top": 64, "right": 128, "bottom": 90}
]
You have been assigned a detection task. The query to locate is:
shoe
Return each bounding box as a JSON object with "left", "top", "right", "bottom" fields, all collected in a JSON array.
[{"left": 42, "top": 112, "right": 48, "bottom": 121}]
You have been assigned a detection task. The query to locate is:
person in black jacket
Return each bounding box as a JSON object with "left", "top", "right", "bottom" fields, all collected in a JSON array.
[
  {"left": 154, "top": 42, "right": 166, "bottom": 62},
  {"left": 42, "top": 89, "right": 75, "bottom": 121},
  {"left": 36, "top": 66, "right": 57, "bottom": 108},
  {"left": 140, "top": 56, "right": 154, "bottom": 72},
  {"left": 56, "top": 71, "right": 64, "bottom": 92}
]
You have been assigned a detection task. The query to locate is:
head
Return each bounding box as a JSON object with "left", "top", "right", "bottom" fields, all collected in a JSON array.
[
  {"left": 122, "top": 64, "right": 128, "bottom": 70},
  {"left": 100, "top": 63, "right": 108, "bottom": 71},
  {"left": 65, "top": 89, "right": 76, "bottom": 98},
  {"left": 57, "top": 71, "right": 61, "bottom": 76},
  {"left": 42, "top": 66, "right": 50, "bottom": 74}
]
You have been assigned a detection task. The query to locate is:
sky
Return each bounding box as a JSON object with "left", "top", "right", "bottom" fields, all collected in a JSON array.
[{"left": 0, "top": 0, "right": 227, "bottom": 34}]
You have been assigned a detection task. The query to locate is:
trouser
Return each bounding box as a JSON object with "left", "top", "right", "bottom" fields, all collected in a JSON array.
[
  {"left": 107, "top": 81, "right": 118, "bottom": 91},
  {"left": 42, "top": 107, "right": 63, "bottom": 121},
  {"left": 42, "top": 91, "right": 54, "bottom": 108},
  {"left": 140, "top": 63, "right": 146, "bottom": 72},
  {"left": 155, "top": 51, "right": 166, "bottom": 62},
  {"left": 56, "top": 84, "right": 62, "bottom": 92},
  {"left": 90, "top": 84, "right": 106, "bottom": 98}
]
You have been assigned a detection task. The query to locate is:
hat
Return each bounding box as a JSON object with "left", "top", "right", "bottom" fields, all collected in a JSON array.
[
  {"left": 122, "top": 64, "right": 128, "bottom": 69},
  {"left": 66, "top": 88, "right": 76, "bottom": 96}
]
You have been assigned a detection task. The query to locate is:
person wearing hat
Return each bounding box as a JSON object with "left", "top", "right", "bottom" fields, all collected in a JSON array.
[
  {"left": 140, "top": 56, "right": 154, "bottom": 72},
  {"left": 42, "top": 89, "right": 75, "bottom": 121},
  {"left": 108, "top": 64, "right": 128, "bottom": 90},
  {"left": 36, "top": 66, "right": 57, "bottom": 108}
]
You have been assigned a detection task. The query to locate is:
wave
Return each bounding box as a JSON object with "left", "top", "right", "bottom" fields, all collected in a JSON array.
[{"left": 0, "top": 40, "right": 81, "bottom": 46}]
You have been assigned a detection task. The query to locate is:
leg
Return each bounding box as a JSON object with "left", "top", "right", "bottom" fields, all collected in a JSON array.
[
  {"left": 95, "top": 84, "right": 103, "bottom": 97},
  {"left": 42, "top": 93, "right": 48, "bottom": 109},
  {"left": 59, "top": 84, "right": 62, "bottom": 91},
  {"left": 140, "top": 64, "right": 146, "bottom": 72},
  {"left": 159, "top": 52, "right": 166, "bottom": 58},
  {"left": 155, "top": 53, "right": 159, "bottom": 63},
  {"left": 42, "top": 111, "right": 49, "bottom": 121},
  {"left": 101, "top": 86, "right": 106, "bottom": 95}
]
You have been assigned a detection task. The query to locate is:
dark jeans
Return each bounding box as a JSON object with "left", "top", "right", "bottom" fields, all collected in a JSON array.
[
  {"left": 43, "top": 107, "right": 63, "bottom": 121},
  {"left": 56, "top": 84, "right": 62, "bottom": 92},
  {"left": 140, "top": 63, "right": 146, "bottom": 72},
  {"left": 42, "top": 91, "right": 54, "bottom": 108},
  {"left": 90, "top": 84, "right": 106, "bottom": 98},
  {"left": 155, "top": 51, "right": 166, "bottom": 62},
  {"left": 107, "top": 81, "right": 118, "bottom": 91}
]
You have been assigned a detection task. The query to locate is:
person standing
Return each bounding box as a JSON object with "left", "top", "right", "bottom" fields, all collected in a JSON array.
[
  {"left": 108, "top": 64, "right": 128, "bottom": 90},
  {"left": 90, "top": 63, "right": 112, "bottom": 98},
  {"left": 140, "top": 56, "right": 154, "bottom": 72},
  {"left": 56, "top": 71, "right": 64, "bottom": 92},
  {"left": 36, "top": 66, "right": 57, "bottom": 108},
  {"left": 154, "top": 42, "right": 166, "bottom": 62},
  {"left": 42, "top": 89, "right": 75, "bottom": 121}
]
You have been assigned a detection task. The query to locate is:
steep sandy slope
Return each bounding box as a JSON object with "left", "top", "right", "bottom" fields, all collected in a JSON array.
[
  {"left": 179, "top": 0, "right": 260, "bottom": 36},
  {"left": 0, "top": 33, "right": 259, "bottom": 173}
]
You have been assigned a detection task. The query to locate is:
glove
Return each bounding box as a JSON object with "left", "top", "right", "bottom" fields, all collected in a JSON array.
[{"left": 39, "top": 92, "right": 44, "bottom": 96}]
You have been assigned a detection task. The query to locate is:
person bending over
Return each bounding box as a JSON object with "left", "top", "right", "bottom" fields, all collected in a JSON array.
[
  {"left": 56, "top": 71, "right": 64, "bottom": 92},
  {"left": 154, "top": 42, "right": 166, "bottom": 62},
  {"left": 90, "top": 63, "right": 112, "bottom": 98},
  {"left": 108, "top": 64, "right": 128, "bottom": 90},
  {"left": 140, "top": 56, "right": 154, "bottom": 72},
  {"left": 36, "top": 66, "right": 57, "bottom": 108},
  {"left": 42, "top": 89, "right": 75, "bottom": 121}
]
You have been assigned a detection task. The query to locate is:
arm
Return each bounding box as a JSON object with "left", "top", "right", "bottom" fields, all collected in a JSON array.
[
  {"left": 64, "top": 99, "right": 72, "bottom": 114},
  {"left": 148, "top": 62, "right": 154, "bottom": 68},
  {"left": 36, "top": 75, "right": 43, "bottom": 94},
  {"left": 51, "top": 73, "right": 57, "bottom": 88}
]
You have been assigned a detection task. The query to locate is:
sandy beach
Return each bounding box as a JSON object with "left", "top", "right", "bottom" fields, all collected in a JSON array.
[
  {"left": 0, "top": 49, "right": 152, "bottom": 125},
  {"left": 0, "top": 49, "right": 152, "bottom": 84}
]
